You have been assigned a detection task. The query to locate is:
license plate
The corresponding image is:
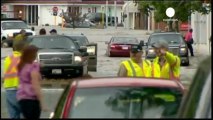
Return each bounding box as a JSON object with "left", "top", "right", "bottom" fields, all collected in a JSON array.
[
  {"left": 52, "top": 69, "right": 62, "bottom": 74},
  {"left": 122, "top": 46, "right": 128, "bottom": 50}
]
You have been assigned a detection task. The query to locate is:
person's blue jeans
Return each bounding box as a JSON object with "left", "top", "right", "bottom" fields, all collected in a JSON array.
[{"left": 5, "top": 89, "right": 21, "bottom": 119}]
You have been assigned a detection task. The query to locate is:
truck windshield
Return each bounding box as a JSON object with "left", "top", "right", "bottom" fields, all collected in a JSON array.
[
  {"left": 29, "top": 36, "right": 77, "bottom": 50},
  {"left": 2, "top": 21, "right": 28, "bottom": 30}
]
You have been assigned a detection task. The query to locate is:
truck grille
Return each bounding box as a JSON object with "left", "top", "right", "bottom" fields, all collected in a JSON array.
[
  {"left": 168, "top": 48, "right": 179, "bottom": 55},
  {"left": 39, "top": 54, "right": 73, "bottom": 64}
]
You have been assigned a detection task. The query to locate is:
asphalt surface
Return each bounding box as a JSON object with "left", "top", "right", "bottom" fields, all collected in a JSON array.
[{"left": 1, "top": 26, "right": 209, "bottom": 118}]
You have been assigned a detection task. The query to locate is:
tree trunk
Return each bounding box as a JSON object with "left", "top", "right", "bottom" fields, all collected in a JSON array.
[
  {"left": 175, "top": 21, "right": 179, "bottom": 32},
  {"left": 168, "top": 21, "right": 173, "bottom": 31}
]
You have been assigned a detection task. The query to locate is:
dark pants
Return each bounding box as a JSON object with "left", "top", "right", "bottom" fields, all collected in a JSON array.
[
  {"left": 187, "top": 43, "right": 194, "bottom": 56},
  {"left": 19, "top": 99, "right": 41, "bottom": 119}
]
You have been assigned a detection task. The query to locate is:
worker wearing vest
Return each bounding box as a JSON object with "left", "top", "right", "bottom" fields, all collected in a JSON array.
[
  {"left": 118, "top": 44, "right": 152, "bottom": 77},
  {"left": 151, "top": 40, "right": 180, "bottom": 80},
  {"left": 3, "top": 41, "right": 26, "bottom": 119},
  {"left": 13, "top": 29, "right": 27, "bottom": 50}
]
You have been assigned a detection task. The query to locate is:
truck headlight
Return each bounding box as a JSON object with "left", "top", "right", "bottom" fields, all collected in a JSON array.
[
  {"left": 180, "top": 48, "right": 186, "bottom": 53},
  {"left": 7, "top": 33, "right": 13, "bottom": 37},
  {"left": 75, "top": 56, "right": 82, "bottom": 62},
  {"left": 148, "top": 49, "right": 155, "bottom": 54}
]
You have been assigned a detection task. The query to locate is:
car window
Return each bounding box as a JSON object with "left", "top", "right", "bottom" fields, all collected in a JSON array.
[
  {"left": 70, "top": 36, "right": 89, "bottom": 46},
  {"left": 112, "top": 37, "right": 139, "bottom": 44},
  {"left": 2, "top": 21, "right": 28, "bottom": 30},
  {"left": 29, "top": 36, "right": 77, "bottom": 50},
  {"left": 149, "top": 34, "right": 183, "bottom": 45},
  {"left": 69, "top": 87, "right": 183, "bottom": 118}
]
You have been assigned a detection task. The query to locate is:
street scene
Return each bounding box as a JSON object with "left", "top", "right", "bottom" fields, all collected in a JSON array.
[{"left": 1, "top": 0, "right": 211, "bottom": 119}]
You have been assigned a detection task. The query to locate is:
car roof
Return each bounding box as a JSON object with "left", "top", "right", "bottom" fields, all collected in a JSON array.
[
  {"left": 29, "top": 35, "right": 71, "bottom": 38},
  {"left": 1, "top": 18, "right": 24, "bottom": 21},
  {"left": 151, "top": 32, "right": 181, "bottom": 36},
  {"left": 73, "top": 77, "right": 184, "bottom": 90}
]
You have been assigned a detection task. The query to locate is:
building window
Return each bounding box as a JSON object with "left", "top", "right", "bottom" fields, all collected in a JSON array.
[{"left": 92, "top": 7, "right": 96, "bottom": 13}]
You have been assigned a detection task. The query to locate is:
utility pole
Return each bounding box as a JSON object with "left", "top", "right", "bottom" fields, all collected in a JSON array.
[
  {"left": 106, "top": 0, "right": 108, "bottom": 28},
  {"left": 114, "top": 0, "right": 117, "bottom": 29}
]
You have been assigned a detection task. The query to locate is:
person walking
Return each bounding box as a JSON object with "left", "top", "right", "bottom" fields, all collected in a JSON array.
[
  {"left": 185, "top": 28, "right": 194, "bottom": 56},
  {"left": 151, "top": 40, "right": 181, "bottom": 80},
  {"left": 16, "top": 45, "right": 48, "bottom": 119},
  {"left": 117, "top": 44, "right": 152, "bottom": 77},
  {"left": 3, "top": 41, "right": 26, "bottom": 119},
  {"left": 39, "top": 28, "right": 46, "bottom": 35}
]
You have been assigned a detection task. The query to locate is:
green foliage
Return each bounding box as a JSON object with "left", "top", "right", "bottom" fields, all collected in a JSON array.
[{"left": 137, "top": 0, "right": 211, "bottom": 22}]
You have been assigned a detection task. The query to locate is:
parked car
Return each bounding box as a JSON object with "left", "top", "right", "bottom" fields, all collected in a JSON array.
[
  {"left": 65, "top": 34, "right": 97, "bottom": 71},
  {"left": 26, "top": 35, "right": 97, "bottom": 77},
  {"left": 50, "top": 77, "right": 185, "bottom": 118},
  {"left": 142, "top": 32, "right": 189, "bottom": 66},
  {"left": 105, "top": 37, "right": 139, "bottom": 57},
  {"left": 177, "top": 56, "right": 211, "bottom": 118},
  {"left": 1, "top": 18, "right": 35, "bottom": 47}
]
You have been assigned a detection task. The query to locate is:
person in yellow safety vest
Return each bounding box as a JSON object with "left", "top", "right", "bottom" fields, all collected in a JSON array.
[
  {"left": 117, "top": 44, "right": 152, "bottom": 77},
  {"left": 3, "top": 41, "right": 26, "bottom": 119},
  {"left": 151, "top": 40, "right": 180, "bottom": 80}
]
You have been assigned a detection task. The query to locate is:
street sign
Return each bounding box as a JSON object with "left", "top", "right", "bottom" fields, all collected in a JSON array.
[{"left": 1, "top": 5, "right": 7, "bottom": 11}]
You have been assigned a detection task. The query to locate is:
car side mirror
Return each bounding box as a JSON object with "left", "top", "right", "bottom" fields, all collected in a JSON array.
[
  {"left": 82, "top": 52, "right": 89, "bottom": 57},
  {"left": 140, "top": 40, "right": 145, "bottom": 46},
  {"left": 31, "top": 27, "right": 35, "bottom": 31},
  {"left": 79, "top": 46, "right": 87, "bottom": 53}
]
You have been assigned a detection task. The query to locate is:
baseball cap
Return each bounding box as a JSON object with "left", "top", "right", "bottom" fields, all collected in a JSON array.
[
  {"left": 152, "top": 40, "right": 169, "bottom": 49},
  {"left": 50, "top": 29, "right": 57, "bottom": 33},
  {"left": 131, "top": 44, "right": 142, "bottom": 53}
]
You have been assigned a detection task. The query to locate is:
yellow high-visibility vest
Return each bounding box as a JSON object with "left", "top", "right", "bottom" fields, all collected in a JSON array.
[
  {"left": 152, "top": 52, "right": 180, "bottom": 80},
  {"left": 122, "top": 59, "right": 152, "bottom": 77},
  {"left": 3, "top": 51, "right": 21, "bottom": 89}
]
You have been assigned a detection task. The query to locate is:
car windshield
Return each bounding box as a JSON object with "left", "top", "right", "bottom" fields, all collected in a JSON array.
[
  {"left": 2, "top": 21, "right": 28, "bottom": 30},
  {"left": 112, "top": 37, "right": 139, "bottom": 44},
  {"left": 149, "top": 34, "right": 183, "bottom": 45},
  {"left": 70, "top": 36, "right": 89, "bottom": 46},
  {"left": 69, "top": 87, "right": 183, "bottom": 118},
  {"left": 29, "top": 36, "right": 77, "bottom": 49}
]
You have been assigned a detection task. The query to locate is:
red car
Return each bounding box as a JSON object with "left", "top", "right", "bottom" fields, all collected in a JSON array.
[
  {"left": 51, "top": 77, "right": 185, "bottom": 118},
  {"left": 105, "top": 37, "right": 139, "bottom": 57}
]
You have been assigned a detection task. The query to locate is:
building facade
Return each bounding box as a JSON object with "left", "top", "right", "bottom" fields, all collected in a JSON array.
[{"left": 2, "top": 0, "right": 124, "bottom": 26}]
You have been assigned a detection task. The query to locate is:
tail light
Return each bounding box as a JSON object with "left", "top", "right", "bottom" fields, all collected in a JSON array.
[{"left": 110, "top": 45, "right": 116, "bottom": 49}]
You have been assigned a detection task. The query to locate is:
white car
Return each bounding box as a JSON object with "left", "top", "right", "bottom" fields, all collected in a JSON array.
[{"left": 1, "top": 18, "right": 36, "bottom": 42}]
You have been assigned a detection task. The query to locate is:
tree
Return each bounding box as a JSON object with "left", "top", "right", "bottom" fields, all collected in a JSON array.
[
  {"left": 61, "top": 7, "right": 82, "bottom": 29},
  {"left": 136, "top": 0, "right": 211, "bottom": 32}
]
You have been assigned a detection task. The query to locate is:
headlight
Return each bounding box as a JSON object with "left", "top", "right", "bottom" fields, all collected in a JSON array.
[
  {"left": 85, "top": 19, "right": 89, "bottom": 22},
  {"left": 7, "top": 33, "right": 13, "bottom": 37},
  {"left": 148, "top": 49, "right": 154, "bottom": 54},
  {"left": 180, "top": 48, "right": 186, "bottom": 53},
  {"left": 49, "top": 112, "right": 54, "bottom": 119},
  {"left": 75, "top": 56, "right": 82, "bottom": 62}
]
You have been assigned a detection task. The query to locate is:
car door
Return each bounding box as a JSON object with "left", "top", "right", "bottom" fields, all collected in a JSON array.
[
  {"left": 177, "top": 56, "right": 211, "bottom": 118},
  {"left": 86, "top": 43, "right": 97, "bottom": 71}
]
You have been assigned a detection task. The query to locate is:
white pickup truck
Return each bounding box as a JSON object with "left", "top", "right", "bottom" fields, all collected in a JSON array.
[{"left": 1, "top": 18, "right": 36, "bottom": 45}]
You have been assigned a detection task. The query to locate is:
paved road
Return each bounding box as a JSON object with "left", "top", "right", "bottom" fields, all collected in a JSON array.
[{"left": 1, "top": 26, "right": 209, "bottom": 118}]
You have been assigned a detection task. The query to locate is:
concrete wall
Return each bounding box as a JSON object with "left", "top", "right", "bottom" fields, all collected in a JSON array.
[{"left": 191, "top": 11, "right": 212, "bottom": 44}]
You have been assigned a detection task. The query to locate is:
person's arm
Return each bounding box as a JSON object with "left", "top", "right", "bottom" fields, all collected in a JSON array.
[
  {"left": 165, "top": 51, "right": 180, "bottom": 69},
  {"left": 31, "top": 71, "right": 46, "bottom": 111},
  {"left": 117, "top": 64, "right": 127, "bottom": 77}
]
